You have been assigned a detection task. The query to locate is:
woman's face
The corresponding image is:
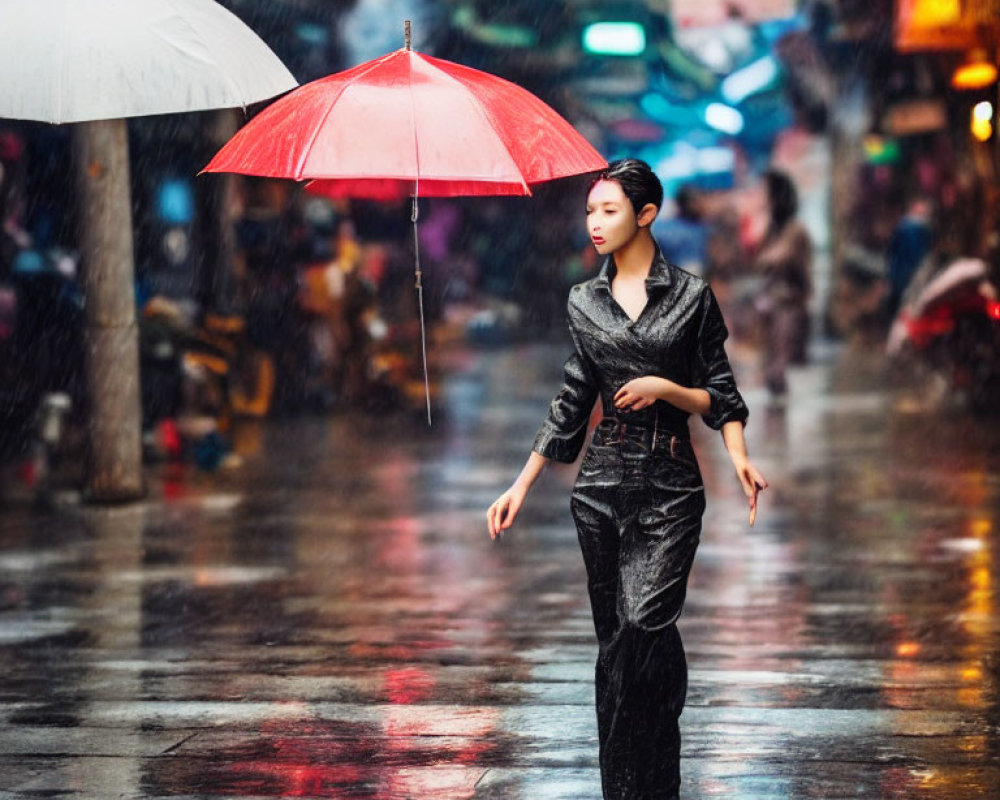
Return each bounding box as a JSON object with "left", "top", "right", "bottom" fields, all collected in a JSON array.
[{"left": 586, "top": 179, "right": 638, "bottom": 256}]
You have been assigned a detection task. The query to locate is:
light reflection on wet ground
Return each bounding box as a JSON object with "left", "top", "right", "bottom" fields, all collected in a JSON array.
[{"left": 0, "top": 340, "right": 997, "bottom": 798}]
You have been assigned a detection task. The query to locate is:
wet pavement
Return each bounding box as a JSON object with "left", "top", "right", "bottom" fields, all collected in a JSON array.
[{"left": 1, "top": 337, "right": 998, "bottom": 799}]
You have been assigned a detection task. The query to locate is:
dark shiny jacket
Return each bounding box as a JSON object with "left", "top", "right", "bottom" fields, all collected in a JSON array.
[{"left": 533, "top": 250, "right": 748, "bottom": 463}]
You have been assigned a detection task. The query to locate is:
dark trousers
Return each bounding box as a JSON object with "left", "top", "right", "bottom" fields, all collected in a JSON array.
[{"left": 571, "top": 420, "right": 705, "bottom": 800}]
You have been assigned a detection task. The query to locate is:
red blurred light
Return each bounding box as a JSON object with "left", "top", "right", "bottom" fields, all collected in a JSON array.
[
  {"left": 903, "top": 306, "right": 955, "bottom": 347},
  {"left": 987, "top": 300, "right": 1000, "bottom": 321},
  {"left": 383, "top": 667, "right": 435, "bottom": 704}
]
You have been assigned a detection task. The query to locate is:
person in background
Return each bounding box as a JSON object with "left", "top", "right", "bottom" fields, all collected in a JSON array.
[
  {"left": 753, "top": 169, "right": 813, "bottom": 405},
  {"left": 653, "top": 183, "right": 708, "bottom": 276},
  {"left": 886, "top": 195, "right": 933, "bottom": 317}
]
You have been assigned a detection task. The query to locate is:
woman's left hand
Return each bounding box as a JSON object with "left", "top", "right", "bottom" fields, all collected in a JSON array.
[
  {"left": 732, "top": 457, "right": 768, "bottom": 526},
  {"left": 614, "top": 376, "right": 667, "bottom": 411}
]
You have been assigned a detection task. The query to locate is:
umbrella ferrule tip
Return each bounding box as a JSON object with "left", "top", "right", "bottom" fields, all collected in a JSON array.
[{"left": 404, "top": 20, "right": 412, "bottom": 50}]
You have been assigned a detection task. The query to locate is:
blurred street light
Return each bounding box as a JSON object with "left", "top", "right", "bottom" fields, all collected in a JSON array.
[
  {"left": 951, "top": 48, "right": 999, "bottom": 89},
  {"left": 582, "top": 22, "right": 647, "bottom": 56},
  {"left": 721, "top": 55, "right": 781, "bottom": 104},
  {"left": 703, "top": 102, "right": 745, "bottom": 134},
  {"left": 971, "top": 100, "right": 994, "bottom": 142}
]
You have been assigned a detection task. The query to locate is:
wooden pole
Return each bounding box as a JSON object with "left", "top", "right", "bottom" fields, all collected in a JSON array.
[{"left": 72, "top": 118, "right": 144, "bottom": 502}]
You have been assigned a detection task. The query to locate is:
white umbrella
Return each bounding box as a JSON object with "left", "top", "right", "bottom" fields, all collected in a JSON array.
[
  {"left": 0, "top": 0, "right": 296, "bottom": 123},
  {"left": 0, "top": 0, "right": 297, "bottom": 501}
]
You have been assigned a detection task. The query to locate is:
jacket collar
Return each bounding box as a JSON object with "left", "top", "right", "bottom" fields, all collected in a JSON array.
[{"left": 594, "top": 245, "right": 673, "bottom": 295}]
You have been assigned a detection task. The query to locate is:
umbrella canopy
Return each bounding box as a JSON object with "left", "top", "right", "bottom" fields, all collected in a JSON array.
[
  {"left": 0, "top": 0, "right": 297, "bottom": 124},
  {"left": 202, "top": 46, "right": 606, "bottom": 195}
]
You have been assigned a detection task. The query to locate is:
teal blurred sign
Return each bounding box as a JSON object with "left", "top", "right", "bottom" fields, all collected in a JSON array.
[{"left": 582, "top": 22, "right": 646, "bottom": 56}]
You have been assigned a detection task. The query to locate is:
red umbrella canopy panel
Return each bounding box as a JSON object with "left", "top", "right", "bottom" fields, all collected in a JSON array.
[{"left": 203, "top": 47, "right": 606, "bottom": 194}]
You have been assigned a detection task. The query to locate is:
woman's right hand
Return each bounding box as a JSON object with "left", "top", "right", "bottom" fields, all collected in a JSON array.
[{"left": 487, "top": 484, "right": 527, "bottom": 541}]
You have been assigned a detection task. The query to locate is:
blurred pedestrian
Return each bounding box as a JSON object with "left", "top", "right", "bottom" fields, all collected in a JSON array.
[
  {"left": 753, "top": 169, "right": 812, "bottom": 405},
  {"left": 336, "top": 219, "right": 376, "bottom": 405},
  {"left": 703, "top": 202, "right": 756, "bottom": 339},
  {"left": 886, "top": 195, "right": 933, "bottom": 317},
  {"left": 488, "top": 159, "right": 767, "bottom": 800},
  {"left": 704, "top": 203, "right": 747, "bottom": 285},
  {"left": 653, "top": 183, "right": 708, "bottom": 276}
]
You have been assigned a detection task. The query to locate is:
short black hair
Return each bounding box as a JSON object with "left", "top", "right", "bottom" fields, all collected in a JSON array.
[
  {"left": 592, "top": 158, "right": 663, "bottom": 217},
  {"left": 765, "top": 169, "right": 798, "bottom": 228}
]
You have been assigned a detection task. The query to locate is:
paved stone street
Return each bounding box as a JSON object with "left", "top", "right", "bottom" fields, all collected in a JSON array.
[{"left": 1, "top": 338, "right": 998, "bottom": 799}]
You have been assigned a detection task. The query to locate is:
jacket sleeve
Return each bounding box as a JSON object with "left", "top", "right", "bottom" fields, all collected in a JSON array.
[
  {"left": 693, "top": 286, "right": 749, "bottom": 430},
  {"left": 532, "top": 306, "right": 599, "bottom": 463}
]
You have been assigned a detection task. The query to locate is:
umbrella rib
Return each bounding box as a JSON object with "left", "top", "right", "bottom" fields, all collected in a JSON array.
[
  {"left": 159, "top": 0, "right": 237, "bottom": 109},
  {"left": 406, "top": 53, "right": 422, "bottom": 189},
  {"left": 294, "top": 49, "right": 402, "bottom": 179},
  {"left": 161, "top": 0, "right": 238, "bottom": 106}
]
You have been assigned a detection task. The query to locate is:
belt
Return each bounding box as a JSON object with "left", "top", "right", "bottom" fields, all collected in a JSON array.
[{"left": 594, "top": 408, "right": 688, "bottom": 454}]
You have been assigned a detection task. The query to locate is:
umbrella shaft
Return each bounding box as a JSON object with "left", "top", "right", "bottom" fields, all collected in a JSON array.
[
  {"left": 412, "top": 201, "right": 431, "bottom": 425},
  {"left": 416, "top": 279, "right": 431, "bottom": 426}
]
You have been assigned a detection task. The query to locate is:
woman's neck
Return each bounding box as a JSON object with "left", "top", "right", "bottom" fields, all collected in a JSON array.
[{"left": 612, "top": 229, "right": 656, "bottom": 280}]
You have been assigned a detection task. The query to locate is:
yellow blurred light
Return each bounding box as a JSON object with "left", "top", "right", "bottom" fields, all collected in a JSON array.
[
  {"left": 971, "top": 566, "right": 991, "bottom": 591},
  {"left": 971, "top": 109, "right": 993, "bottom": 142},
  {"left": 897, "top": 641, "right": 921, "bottom": 657},
  {"left": 957, "top": 735, "right": 989, "bottom": 757},
  {"left": 971, "top": 119, "right": 993, "bottom": 141},
  {"left": 953, "top": 51, "right": 998, "bottom": 90},
  {"left": 958, "top": 686, "right": 984, "bottom": 707},
  {"left": 911, "top": 0, "right": 961, "bottom": 26},
  {"left": 961, "top": 666, "right": 983, "bottom": 681}
]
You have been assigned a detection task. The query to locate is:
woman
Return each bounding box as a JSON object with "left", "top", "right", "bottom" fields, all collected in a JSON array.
[
  {"left": 487, "top": 159, "right": 767, "bottom": 800},
  {"left": 753, "top": 169, "right": 812, "bottom": 403}
]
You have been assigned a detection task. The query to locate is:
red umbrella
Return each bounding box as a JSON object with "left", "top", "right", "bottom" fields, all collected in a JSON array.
[
  {"left": 203, "top": 22, "right": 606, "bottom": 422},
  {"left": 203, "top": 27, "right": 604, "bottom": 194}
]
